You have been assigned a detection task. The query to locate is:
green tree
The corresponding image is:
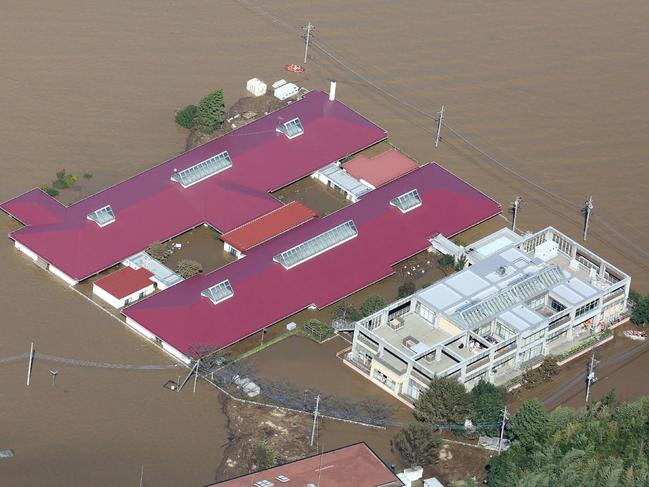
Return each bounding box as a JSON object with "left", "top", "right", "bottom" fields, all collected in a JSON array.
[
  {"left": 414, "top": 376, "right": 474, "bottom": 426},
  {"left": 52, "top": 169, "right": 77, "bottom": 189},
  {"left": 391, "top": 422, "right": 441, "bottom": 468},
  {"left": 631, "top": 293, "right": 649, "bottom": 326},
  {"left": 359, "top": 295, "right": 386, "bottom": 317},
  {"left": 331, "top": 300, "right": 361, "bottom": 322},
  {"left": 508, "top": 399, "right": 549, "bottom": 449},
  {"left": 472, "top": 380, "right": 506, "bottom": 427},
  {"left": 454, "top": 254, "right": 468, "bottom": 271},
  {"left": 198, "top": 90, "right": 225, "bottom": 134},
  {"left": 175, "top": 104, "right": 198, "bottom": 129},
  {"left": 398, "top": 281, "right": 416, "bottom": 298}
]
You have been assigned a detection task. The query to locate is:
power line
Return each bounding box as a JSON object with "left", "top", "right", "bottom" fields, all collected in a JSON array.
[{"left": 237, "top": 0, "right": 649, "bottom": 265}]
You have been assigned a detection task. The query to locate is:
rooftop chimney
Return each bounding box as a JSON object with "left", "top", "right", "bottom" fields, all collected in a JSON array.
[{"left": 329, "top": 80, "right": 337, "bottom": 101}]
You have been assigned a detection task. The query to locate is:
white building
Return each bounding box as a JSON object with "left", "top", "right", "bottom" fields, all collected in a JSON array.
[
  {"left": 348, "top": 227, "right": 630, "bottom": 403},
  {"left": 93, "top": 266, "right": 156, "bottom": 309}
]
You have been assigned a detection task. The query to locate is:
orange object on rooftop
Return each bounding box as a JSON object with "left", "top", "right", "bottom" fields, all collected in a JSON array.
[
  {"left": 221, "top": 201, "right": 317, "bottom": 253},
  {"left": 343, "top": 149, "right": 419, "bottom": 189}
]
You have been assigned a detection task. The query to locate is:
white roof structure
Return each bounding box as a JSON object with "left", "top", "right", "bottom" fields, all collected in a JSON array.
[
  {"left": 87, "top": 205, "right": 116, "bottom": 227},
  {"left": 418, "top": 232, "right": 603, "bottom": 333},
  {"left": 274, "top": 82, "right": 299, "bottom": 101},
  {"left": 318, "top": 163, "right": 372, "bottom": 199},
  {"left": 171, "top": 151, "right": 233, "bottom": 188},
  {"left": 274, "top": 220, "right": 358, "bottom": 269},
  {"left": 201, "top": 280, "right": 234, "bottom": 304},
  {"left": 125, "top": 252, "right": 183, "bottom": 288}
]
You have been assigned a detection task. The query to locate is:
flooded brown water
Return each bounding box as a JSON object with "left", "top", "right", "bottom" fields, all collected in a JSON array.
[{"left": 1, "top": 1, "right": 648, "bottom": 485}]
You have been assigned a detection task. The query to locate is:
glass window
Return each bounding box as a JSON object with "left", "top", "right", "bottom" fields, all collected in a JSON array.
[
  {"left": 201, "top": 280, "right": 234, "bottom": 304},
  {"left": 87, "top": 205, "right": 116, "bottom": 227},
  {"left": 390, "top": 189, "right": 421, "bottom": 213},
  {"left": 171, "top": 151, "right": 232, "bottom": 188},
  {"left": 276, "top": 118, "right": 304, "bottom": 139}
]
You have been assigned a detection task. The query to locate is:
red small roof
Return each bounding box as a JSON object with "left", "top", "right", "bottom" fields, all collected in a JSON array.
[
  {"left": 94, "top": 266, "right": 154, "bottom": 300},
  {"left": 344, "top": 149, "right": 418, "bottom": 188},
  {"left": 209, "top": 443, "right": 402, "bottom": 487},
  {"left": 220, "top": 202, "right": 317, "bottom": 252}
]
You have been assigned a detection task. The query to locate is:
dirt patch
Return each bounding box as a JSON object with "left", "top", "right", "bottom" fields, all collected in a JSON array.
[
  {"left": 426, "top": 442, "right": 492, "bottom": 485},
  {"left": 186, "top": 94, "right": 288, "bottom": 151},
  {"left": 216, "top": 398, "right": 318, "bottom": 481}
]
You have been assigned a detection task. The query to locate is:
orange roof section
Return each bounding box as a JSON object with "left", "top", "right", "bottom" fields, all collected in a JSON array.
[
  {"left": 209, "top": 442, "right": 402, "bottom": 487},
  {"left": 220, "top": 201, "right": 317, "bottom": 253},
  {"left": 343, "top": 149, "right": 418, "bottom": 188}
]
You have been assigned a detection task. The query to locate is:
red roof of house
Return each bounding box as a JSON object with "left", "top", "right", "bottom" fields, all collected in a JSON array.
[
  {"left": 208, "top": 443, "right": 403, "bottom": 487},
  {"left": 94, "top": 266, "right": 154, "bottom": 300},
  {"left": 124, "top": 163, "right": 501, "bottom": 356},
  {"left": 220, "top": 201, "right": 317, "bottom": 253},
  {"left": 343, "top": 149, "right": 419, "bottom": 188},
  {"left": 1, "top": 91, "right": 386, "bottom": 281}
]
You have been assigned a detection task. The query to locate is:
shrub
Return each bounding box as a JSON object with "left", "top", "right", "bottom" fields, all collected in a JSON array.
[
  {"left": 176, "top": 259, "right": 203, "bottom": 279},
  {"left": 146, "top": 241, "right": 173, "bottom": 262},
  {"left": 52, "top": 169, "right": 77, "bottom": 189},
  {"left": 303, "top": 318, "right": 333, "bottom": 342},
  {"left": 398, "top": 281, "right": 416, "bottom": 298},
  {"left": 41, "top": 184, "right": 59, "bottom": 197},
  {"left": 391, "top": 423, "right": 441, "bottom": 468},
  {"left": 251, "top": 441, "right": 278, "bottom": 470},
  {"left": 359, "top": 295, "right": 386, "bottom": 317},
  {"left": 197, "top": 90, "right": 225, "bottom": 134},
  {"left": 83, "top": 171, "right": 93, "bottom": 180},
  {"left": 175, "top": 104, "right": 198, "bottom": 129}
]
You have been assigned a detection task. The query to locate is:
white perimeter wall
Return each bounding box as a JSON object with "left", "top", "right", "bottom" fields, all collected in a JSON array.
[{"left": 124, "top": 316, "right": 191, "bottom": 364}]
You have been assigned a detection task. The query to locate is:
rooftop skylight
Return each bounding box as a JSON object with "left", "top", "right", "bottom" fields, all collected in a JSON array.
[
  {"left": 201, "top": 280, "right": 234, "bottom": 304},
  {"left": 171, "top": 151, "right": 232, "bottom": 188},
  {"left": 274, "top": 220, "right": 358, "bottom": 269},
  {"left": 458, "top": 265, "right": 565, "bottom": 327},
  {"left": 390, "top": 189, "right": 421, "bottom": 213},
  {"left": 87, "top": 205, "right": 116, "bottom": 227},
  {"left": 276, "top": 117, "right": 304, "bottom": 139}
]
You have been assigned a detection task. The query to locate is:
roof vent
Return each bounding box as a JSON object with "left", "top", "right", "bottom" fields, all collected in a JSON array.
[
  {"left": 390, "top": 189, "right": 421, "bottom": 213},
  {"left": 276, "top": 117, "right": 304, "bottom": 139},
  {"left": 87, "top": 205, "right": 116, "bottom": 227},
  {"left": 171, "top": 151, "right": 232, "bottom": 188},
  {"left": 275, "top": 475, "right": 290, "bottom": 483},
  {"left": 497, "top": 266, "right": 507, "bottom": 276},
  {"left": 201, "top": 280, "right": 234, "bottom": 304}
]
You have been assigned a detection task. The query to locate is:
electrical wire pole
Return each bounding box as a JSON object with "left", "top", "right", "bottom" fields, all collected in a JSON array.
[
  {"left": 498, "top": 405, "right": 508, "bottom": 453},
  {"left": 303, "top": 22, "right": 314, "bottom": 64},
  {"left": 585, "top": 351, "right": 597, "bottom": 403},
  {"left": 310, "top": 394, "right": 321, "bottom": 447},
  {"left": 583, "top": 196, "right": 594, "bottom": 241},
  {"left": 435, "top": 105, "right": 445, "bottom": 148},
  {"left": 26, "top": 341, "right": 34, "bottom": 386},
  {"left": 511, "top": 196, "right": 522, "bottom": 233}
]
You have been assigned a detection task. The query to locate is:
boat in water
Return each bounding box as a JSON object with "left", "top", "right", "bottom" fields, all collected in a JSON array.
[{"left": 624, "top": 330, "right": 647, "bottom": 341}]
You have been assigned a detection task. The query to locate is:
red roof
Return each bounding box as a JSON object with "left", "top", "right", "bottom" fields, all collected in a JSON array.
[
  {"left": 343, "top": 149, "right": 419, "bottom": 188},
  {"left": 209, "top": 443, "right": 402, "bottom": 487},
  {"left": 220, "top": 201, "right": 317, "bottom": 253},
  {"left": 1, "top": 91, "right": 386, "bottom": 281},
  {"left": 124, "top": 163, "right": 501, "bottom": 356},
  {"left": 94, "top": 266, "right": 154, "bottom": 300}
]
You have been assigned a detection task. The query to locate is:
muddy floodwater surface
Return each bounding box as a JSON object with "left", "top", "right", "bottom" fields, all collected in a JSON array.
[{"left": 1, "top": 1, "right": 648, "bottom": 485}]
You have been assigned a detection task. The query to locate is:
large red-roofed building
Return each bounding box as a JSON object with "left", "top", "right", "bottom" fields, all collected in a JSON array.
[
  {"left": 1, "top": 91, "right": 386, "bottom": 283},
  {"left": 208, "top": 442, "right": 403, "bottom": 487}
]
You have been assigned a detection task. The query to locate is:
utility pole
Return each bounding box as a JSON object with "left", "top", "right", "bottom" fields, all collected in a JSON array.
[
  {"left": 260, "top": 328, "right": 267, "bottom": 347},
  {"left": 303, "top": 22, "right": 314, "bottom": 64},
  {"left": 310, "top": 394, "right": 321, "bottom": 447},
  {"left": 585, "top": 351, "right": 597, "bottom": 403},
  {"left": 435, "top": 105, "right": 445, "bottom": 148},
  {"left": 511, "top": 196, "right": 522, "bottom": 233},
  {"left": 26, "top": 342, "right": 34, "bottom": 386},
  {"left": 193, "top": 359, "right": 200, "bottom": 394},
  {"left": 498, "top": 405, "right": 508, "bottom": 453},
  {"left": 583, "top": 196, "right": 594, "bottom": 241}
]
